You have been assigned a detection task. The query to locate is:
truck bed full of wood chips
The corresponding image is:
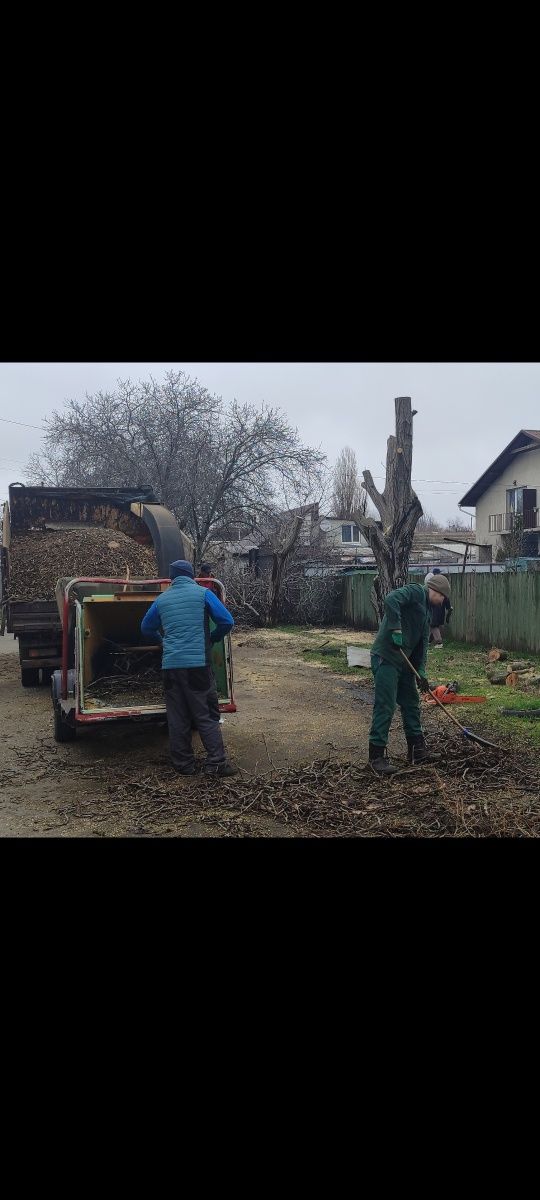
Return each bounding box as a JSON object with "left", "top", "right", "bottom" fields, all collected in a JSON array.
[{"left": 9, "top": 527, "right": 159, "bottom": 601}]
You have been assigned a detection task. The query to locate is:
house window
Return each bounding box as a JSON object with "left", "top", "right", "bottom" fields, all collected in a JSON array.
[
  {"left": 507, "top": 488, "right": 524, "bottom": 515},
  {"left": 341, "top": 523, "right": 360, "bottom": 543}
]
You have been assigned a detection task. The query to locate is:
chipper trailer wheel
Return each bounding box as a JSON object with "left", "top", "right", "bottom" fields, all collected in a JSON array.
[{"left": 51, "top": 680, "right": 76, "bottom": 742}]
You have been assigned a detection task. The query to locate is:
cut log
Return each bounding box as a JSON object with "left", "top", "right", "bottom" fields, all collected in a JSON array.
[
  {"left": 487, "top": 648, "right": 508, "bottom": 663},
  {"left": 513, "top": 671, "right": 540, "bottom": 689},
  {"left": 509, "top": 660, "right": 531, "bottom": 673},
  {"left": 500, "top": 707, "right": 540, "bottom": 718},
  {"left": 506, "top": 672, "right": 519, "bottom": 687},
  {"left": 486, "top": 666, "right": 508, "bottom": 684}
]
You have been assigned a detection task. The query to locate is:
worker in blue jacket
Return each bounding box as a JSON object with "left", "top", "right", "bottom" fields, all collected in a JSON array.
[{"left": 141, "top": 560, "right": 238, "bottom": 778}]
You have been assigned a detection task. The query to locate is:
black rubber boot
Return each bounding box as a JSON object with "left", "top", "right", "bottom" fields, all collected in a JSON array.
[
  {"left": 406, "top": 735, "right": 441, "bottom": 765},
  {"left": 368, "top": 742, "right": 399, "bottom": 776}
]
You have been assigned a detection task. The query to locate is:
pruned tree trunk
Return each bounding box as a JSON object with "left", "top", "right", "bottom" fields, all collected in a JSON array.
[
  {"left": 267, "top": 516, "right": 303, "bottom": 625},
  {"left": 353, "top": 397, "right": 422, "bottom": 622}
]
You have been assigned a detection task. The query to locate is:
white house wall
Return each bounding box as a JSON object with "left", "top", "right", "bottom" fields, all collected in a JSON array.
[
  {"left": 320, "top": 519, "right": 370, "bottom": 550},
  {"left": 475, "top": 445, "right": 540, "bottom": 556}
]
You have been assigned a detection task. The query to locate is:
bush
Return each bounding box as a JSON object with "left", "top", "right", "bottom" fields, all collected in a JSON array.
[{"left": 217, "top": 559, "right": 342, "bottom": 627}]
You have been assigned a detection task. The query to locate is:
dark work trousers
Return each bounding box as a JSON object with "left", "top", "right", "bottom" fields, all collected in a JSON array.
[
  {"left": 163, "top": 667, "right": 226, "bottom": 770},
  {"left": 369, "top": 653, "right": 423, "bottom": 749}
]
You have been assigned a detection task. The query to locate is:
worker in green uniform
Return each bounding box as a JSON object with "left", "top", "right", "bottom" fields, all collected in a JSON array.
[{"left": 368, "top": 574, "right": 452, "bottom": 775}]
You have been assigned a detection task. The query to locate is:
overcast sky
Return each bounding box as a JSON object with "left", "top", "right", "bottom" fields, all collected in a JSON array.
[{"left": 1, "top": 362, "right": 539, "bottom": 525}]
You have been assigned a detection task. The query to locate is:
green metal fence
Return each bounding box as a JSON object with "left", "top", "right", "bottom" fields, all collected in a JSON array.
[
  {"left": 342, "top": 570, "right": 540, "bottom": 653},
  {"left": 342, "top": 572, "right": 379, "bottom": 631}
]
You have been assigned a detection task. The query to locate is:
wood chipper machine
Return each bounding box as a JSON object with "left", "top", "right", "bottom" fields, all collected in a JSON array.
[{"left": 51, "top": 573, "right": 236, "bottom": 742}]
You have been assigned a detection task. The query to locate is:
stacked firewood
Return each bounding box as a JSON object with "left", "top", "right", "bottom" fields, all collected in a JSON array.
[
  {"left": 9, "top": 527, "right": 158, "bottom": 600},
  {"left": 486, "top": 647, "right": 540, "bottom": 689}
]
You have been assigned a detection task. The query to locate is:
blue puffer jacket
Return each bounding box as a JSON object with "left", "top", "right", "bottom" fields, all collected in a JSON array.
[{"left": 140, "top": 577, "right": 234, "bottom": 669}]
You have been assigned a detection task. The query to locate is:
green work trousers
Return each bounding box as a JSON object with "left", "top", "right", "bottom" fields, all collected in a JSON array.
[{"left": 369, "top": 653, "right": 423, "bottom": 749}]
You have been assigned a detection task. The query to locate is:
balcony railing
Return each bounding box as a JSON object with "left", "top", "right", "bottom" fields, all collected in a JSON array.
[{"left": 488, "top": 511, "right": 540, "bottom": 533}]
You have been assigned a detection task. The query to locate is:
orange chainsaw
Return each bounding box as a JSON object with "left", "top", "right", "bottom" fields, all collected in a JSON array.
[
  {"left": 423, "top": 683, "right": 486, "bottom": 705},
  {"left": 399, "top": 650, "right": 502, "bottom": 751}
]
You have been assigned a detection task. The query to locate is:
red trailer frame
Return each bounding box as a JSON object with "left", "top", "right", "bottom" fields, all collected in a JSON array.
[{"left": 56, "top": 576, "right": 236, "bottom": 729}]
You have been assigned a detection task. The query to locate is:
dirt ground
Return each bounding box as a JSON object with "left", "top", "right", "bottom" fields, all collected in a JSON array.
[
  {"left": 0, "top": 626, "right": 387, "bottom": 838},
  {"left": 3, "top": 627, "right": 539, "bottom": 837}
]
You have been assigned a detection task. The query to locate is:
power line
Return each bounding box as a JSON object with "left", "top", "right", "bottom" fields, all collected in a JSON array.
[
  {"left": 0, "top": 420, "right": 472, "bottom": 484},
  {"left": 0, "top": 416, "right": 45, "bottom": 430},
  {"left": 371, "top": 474, "right": 469, "bottom": 485}
]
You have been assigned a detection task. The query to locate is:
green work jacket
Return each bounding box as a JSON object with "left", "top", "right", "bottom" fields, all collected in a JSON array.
[{"left": 371, "top": 584, "right": 430, "bottom": 672}]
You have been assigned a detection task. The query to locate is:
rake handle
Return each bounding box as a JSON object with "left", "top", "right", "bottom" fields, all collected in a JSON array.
[
  {"left": 398, "top": 647, "right": 503, "bottom": 751},
  {"left": 398, "top": 648, "right": 467, "bottom": 732}
]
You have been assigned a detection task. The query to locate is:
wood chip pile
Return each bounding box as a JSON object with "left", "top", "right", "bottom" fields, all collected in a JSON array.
[{"left": 8, "top": 528, "right": 158, "bottom": 601}]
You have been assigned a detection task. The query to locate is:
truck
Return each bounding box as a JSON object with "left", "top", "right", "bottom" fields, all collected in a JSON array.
[
  {"left": 0, "top": 483, "right": 194, "bottom": 687},
  {"left": 51, "top": 572, "right": 235, "bottom": 742}
]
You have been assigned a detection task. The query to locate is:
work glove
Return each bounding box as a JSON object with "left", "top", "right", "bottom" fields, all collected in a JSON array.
[
  {"left": 391, "top": 630, "right": 403, "bottom": 646},
  {"left": 418, "top": 671, "right": 430, "bottom": 693}
]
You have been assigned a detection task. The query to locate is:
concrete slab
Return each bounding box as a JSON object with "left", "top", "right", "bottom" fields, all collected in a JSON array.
[{"left": 347, "top": 645, "right": 372, "bottom": 668}]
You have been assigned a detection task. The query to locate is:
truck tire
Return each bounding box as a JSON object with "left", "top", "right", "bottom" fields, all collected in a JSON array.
[
  {"left": 52, "top": 694, "right": 76, "bottom": 742},
  {"left": 21, "top": 667, "right": 40, "bottom": 687}
]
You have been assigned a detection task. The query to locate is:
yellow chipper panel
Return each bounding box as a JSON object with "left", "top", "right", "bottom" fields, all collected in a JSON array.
[{"left": 80, "top": 593, "right": 165, "bottom": 713}]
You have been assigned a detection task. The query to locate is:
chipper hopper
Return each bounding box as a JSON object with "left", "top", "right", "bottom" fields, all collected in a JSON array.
[{"left": 51, "top": 574, "right": 236, "bottom": 742}]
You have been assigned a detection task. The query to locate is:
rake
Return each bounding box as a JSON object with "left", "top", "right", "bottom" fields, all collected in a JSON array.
[{"left": 398, "top": 647, "right": 504, "bottom": 752}]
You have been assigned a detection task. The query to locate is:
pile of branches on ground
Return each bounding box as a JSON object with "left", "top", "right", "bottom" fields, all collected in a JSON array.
[
  {"left": 48, "top": 728, "right": 540, "bottom": 837},
  {"left": 9, "top": 528, "right": 158, "bottom": 600},
  {"left": 277, "top": 567, "right": 342, "bottom": 626},
  {"left": 218, "top": 554, "right": 342, "bottom": 627},
  {"left": 217, "top": 562, "right": 269, "bottom": 626}
]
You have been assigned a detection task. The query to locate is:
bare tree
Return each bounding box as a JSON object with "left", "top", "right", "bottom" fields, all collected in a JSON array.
[
  {"left": 219, "top": 536, "right": 341, "bottom": 628},
  {"left": 416, "top": 509, "right": 440, "bottom": 532},
  {"left": 354, "top": 397, "right": 422, "bottom": 621},
  {"left": 332, "top": 447, "right": 367, "bottom": 519},
  {"left": 180, "top": 403, "right": 325, "bottom": 565},
  {"left": 25, "top": 371, "right": 326, "bottom": 568},
  {"left": 445, "top": 515, "right": 470, "bottom": 532},
  {"left": 503, "top": 513, "right": 524, "bottom": 561},
  {"left": 267, "top": 515, "right": 304, "bottom": 625},
  {"left": 25, "top": 372, "right": 218, "bottom": 511}
]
